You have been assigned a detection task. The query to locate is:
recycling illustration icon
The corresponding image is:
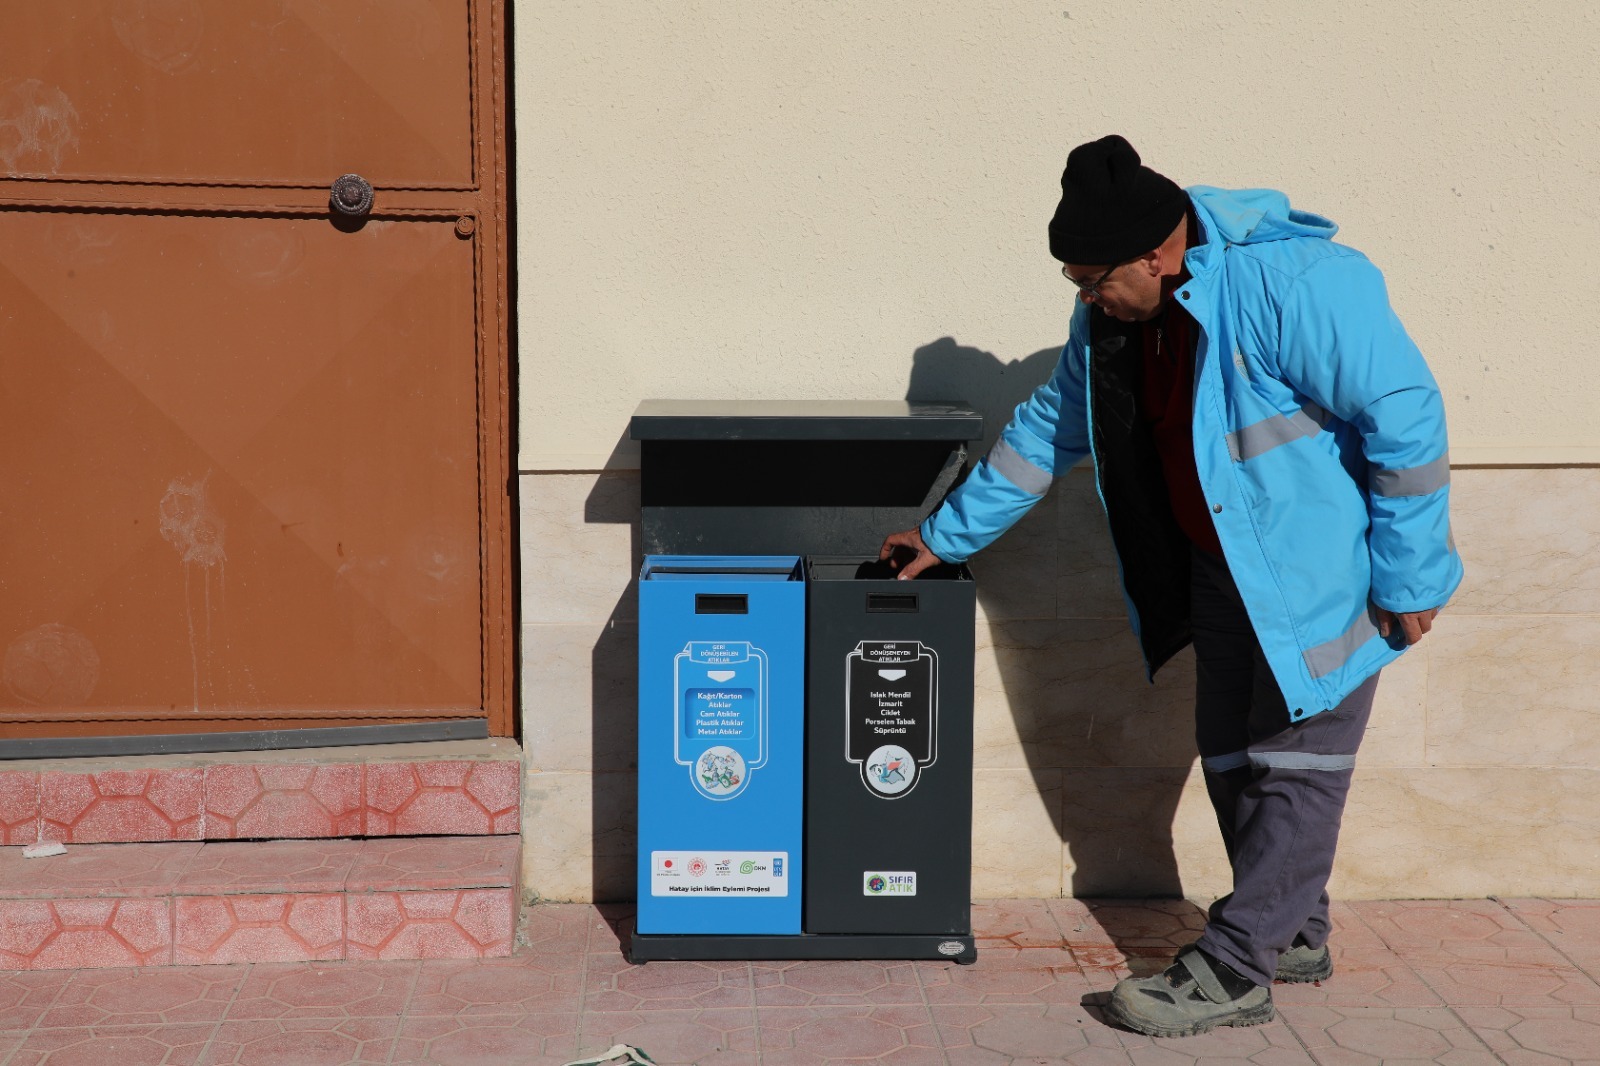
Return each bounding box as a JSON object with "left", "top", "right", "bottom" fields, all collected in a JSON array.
[
  {"left": 674, "top": 641, "right": 768, "bottom": 800},
  {"left": 845, "top": 641, "right": 937, "bottom": 798}
]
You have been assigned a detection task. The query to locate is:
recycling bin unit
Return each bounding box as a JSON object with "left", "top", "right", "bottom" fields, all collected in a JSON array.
[
  {"left": 636, "top": 556, "right": 806, "bottom": 936},
  {"left": 628, "top": 400, "right": 983, "bottom": 963}
]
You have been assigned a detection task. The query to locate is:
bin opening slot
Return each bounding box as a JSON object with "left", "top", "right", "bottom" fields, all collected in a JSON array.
[
  {"left": 695, "top": 594, "right": 749, "bottom": 615},
  {"left": 866, "top": 592, "right": 919, "bottom": 614}
]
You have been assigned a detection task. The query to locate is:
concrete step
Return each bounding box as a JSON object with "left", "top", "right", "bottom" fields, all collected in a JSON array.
[
  {"left": 0, "top": 836, "right": 520, "bottom": 970},
  {"left": 0, "top": 739, "right": 520, "bottom": 845}
]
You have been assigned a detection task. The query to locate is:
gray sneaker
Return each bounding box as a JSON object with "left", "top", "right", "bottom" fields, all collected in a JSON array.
[
  {"left": 1275, "top": 941, "right": 1333, "bottom": 983},
  {"left": 1178, "top": 939, "right": 1335, "bottom": 984},
  {"left": 1106, "top": 946, "right": 1275, "bottom": 1039}
]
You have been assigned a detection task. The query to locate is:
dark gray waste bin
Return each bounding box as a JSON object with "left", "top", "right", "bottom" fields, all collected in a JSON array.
[{"left": 804, "top": 556, "right": 976, "bottom": 938}]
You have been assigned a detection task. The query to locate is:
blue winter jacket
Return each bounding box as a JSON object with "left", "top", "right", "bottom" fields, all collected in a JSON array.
[{"left": 921, "top": 185, "right": 1463, "bottom": 721}]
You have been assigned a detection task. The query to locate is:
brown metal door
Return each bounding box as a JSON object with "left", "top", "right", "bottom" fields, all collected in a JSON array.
[{"left": 0, "top": 0, "right": 512, "bottom": 740}]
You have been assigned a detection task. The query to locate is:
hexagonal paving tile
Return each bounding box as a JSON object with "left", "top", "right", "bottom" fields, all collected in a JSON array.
[
  {"left": 583, "top": 1008, "right": 760, "bottom": 1065},
  {"left": 225, "top": 960, "right": 417, "bottom": 1020},
  {"left": 392, "top": 1012, "right": 581, "bottom": 1065},
  {"left": 751, "top": 960, "right": 925, "bottom": 1007},
  {"left": 583, "top": 956, "right": 754, "bottom": 1013},
  {"left": 407, "top": 955, "right": 583, "bottom": 1015},
  {"left": 202, "top": 764, "right": 364, "bottom": 841},
  {"left": 973, "top": 898, "right": 1069, "bottom": 948},
  {"left": 0, "top": 967, "right": 73, "bottom": 1030},
  {"left": 756, "top": 1005, "right": 940, "bottom": 1065},
  {"left": 1281, "top": 1005, "right": 1498, "bottom": 1064},
  {"left": 1456, "top": 1003, "right": 1600, "bottom": 1061},
  {"left": 179, "top": 840, "right": 363, "bottom": 895},
  {"left": 7, "top": 1022, "right": 217, "bottom": 1066},
  {"left": 38, "top": 769, "right": 203, "bottom": 844},
  {"left": 38, "top": 967, "right": 239, "bottom": 1028},
  {"left": 203, "top": 1016, "right": 398, "bottom": 1064},
  {"left": 918, "top": 955, "right": 1092, "bottom": 1007}
]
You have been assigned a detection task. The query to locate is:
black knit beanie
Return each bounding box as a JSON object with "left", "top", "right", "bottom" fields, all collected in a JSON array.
[{"left": 1048, "top": 135, "right": 1187, "bottom": 264}]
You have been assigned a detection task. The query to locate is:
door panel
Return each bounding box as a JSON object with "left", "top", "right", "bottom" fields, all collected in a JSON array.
[
  {"left": 0, "top": 213, "right": 482, "bottom": 730},
  {"left": 0, "top": 0, "right": 510, "bottom": 741},
  {"left": 2, "top": 0, "right": 473, "bottom": 187}
]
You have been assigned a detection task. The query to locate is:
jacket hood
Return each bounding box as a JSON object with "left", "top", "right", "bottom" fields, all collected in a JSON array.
[{"left": 1187, "top": 185, "right": 1338, "bottom": 247}]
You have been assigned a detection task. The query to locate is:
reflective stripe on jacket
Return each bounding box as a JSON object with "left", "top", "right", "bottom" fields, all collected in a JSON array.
[{"left": 921, "top": 185, "right": 1464, "bottom": 720}]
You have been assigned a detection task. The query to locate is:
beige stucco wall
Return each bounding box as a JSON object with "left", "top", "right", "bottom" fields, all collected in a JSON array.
[
  {"left": 516, "top": 1, "right": 1600, "bottom": 470},
  {"left": 519, "top": 466, "right": 1600, "bottom": 902},
  {"left": 514, "top": 2, "right": 1600, "bottom": 902}
]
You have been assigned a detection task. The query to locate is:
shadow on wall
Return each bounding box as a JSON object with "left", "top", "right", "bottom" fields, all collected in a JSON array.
[
  {"left": 906, "top": 336, "right": 1200, "bottom": 903},
  {"left": 582, "top": 471, "right": 641, "bottom": 903}
]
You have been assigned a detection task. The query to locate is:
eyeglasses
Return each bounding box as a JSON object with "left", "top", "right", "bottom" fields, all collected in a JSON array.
[{"left": 1062, "top": 261, "right": 1123, "bottom": 300}]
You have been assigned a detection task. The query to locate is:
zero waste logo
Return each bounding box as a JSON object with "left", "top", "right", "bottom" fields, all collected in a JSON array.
[{"left": 862, "top": 871, "right": 917, "bottom": 896}]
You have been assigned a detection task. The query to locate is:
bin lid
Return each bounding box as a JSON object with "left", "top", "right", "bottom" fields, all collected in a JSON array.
[
  {"left": 629, "top": 400, "right": 983, "bottom": 442},
  {"left": 641, "top": 555, "right": 801, "bottom": 581}
]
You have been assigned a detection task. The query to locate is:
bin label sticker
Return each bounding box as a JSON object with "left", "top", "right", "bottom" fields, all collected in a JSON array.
[
  {"left": 863, "top": 871, "right": 918, "bottom": 896},
  {"left": 675, "top": 642, "right": 768, "bottom": 800},
  {"left": 650, "top": 851, "right": 789, "bottom": 897},
  {"left": 845, "top": 641, "right": 937, "bottom": 799}
]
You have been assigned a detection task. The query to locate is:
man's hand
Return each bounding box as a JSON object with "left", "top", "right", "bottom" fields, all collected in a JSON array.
[
  {"left": 878, "top": 527, "right": 946, "bottom": 581},
  {"left": 1375, "top": 606, "right": 1440, "bottom": 646}
]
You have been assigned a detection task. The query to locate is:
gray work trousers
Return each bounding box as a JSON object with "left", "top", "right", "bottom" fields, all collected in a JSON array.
[{"left": 1188, "top": 547, "right": 1378, "bottom": 987}]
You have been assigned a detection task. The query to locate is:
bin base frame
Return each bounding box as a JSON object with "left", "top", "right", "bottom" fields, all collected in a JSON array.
[{"left": 628, "top": 932, "right": 977, "bottom": 965}]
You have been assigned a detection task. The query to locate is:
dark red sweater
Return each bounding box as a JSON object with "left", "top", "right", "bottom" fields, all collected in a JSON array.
[{"left": 1138, "top": 307, "right": 1223, "bottom": 556}]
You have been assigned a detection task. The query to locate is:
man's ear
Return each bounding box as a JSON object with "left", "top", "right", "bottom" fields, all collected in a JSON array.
[{"left": 1136, "top": 249, "right": 1164, "bottom": 276}]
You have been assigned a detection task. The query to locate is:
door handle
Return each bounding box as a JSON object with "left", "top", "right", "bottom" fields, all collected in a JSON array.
[{"left": 330, "top": 174, "right": 374, "bottom": 217}]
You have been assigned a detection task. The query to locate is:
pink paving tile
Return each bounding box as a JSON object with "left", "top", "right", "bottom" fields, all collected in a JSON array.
[
  {"left": 1272, "top": 903, "right": 1445, "bottom": 1009},
  {"left": 7, "top": 1022, "right": 217, "bottom": 1066},
  {"left": 588, "top": 903, "right": 636, "bottom": 954},
  {"left": 1410, "top": 957, "right": 1600, "bottom": 1007},
  {"left": 201, "top": 1016, "right": 397, "bottom": 1065},
  {"left": 39, "top": 768, "right": 203, "bottom": 844},
  {"left": 934, "top": 1000, "right": 1312, "bottom": 1063},
  {"left": 202, "top": 763, "right": 363, "bottom": 840},
  {"left": 405, "top": 955, "right": 583, "bottom": 1015},
  {"left": 1271, "top": 950, "right": 1445, "bottom": 1009},
  {"left": 928, "top": 998, "right": 1100, "bottom": 1056},
  {"left": 1280, "top": 1004, "right": 1500, "bottom": 1064},
  {"left": 0, "top": 770, "right": 39, "bottom": 845},
  {"left": 0, "top": 968, "right": 74, "bottom": 1030},
  {"left": 1052, "top": 897, "right": 1210, "bottom": 975},
  {"left": 582, "top": 1008, "right": 760, "bottom": 1065},
  {"left": 1504, "top": 897, "right": 1600, "bottom": 976},
  {"left": 1455, "top": 1004, "right": 1600, "bottom": 1062},
  {"left": 345, "top": 888, "right": 515, "bottom": 961},
  {"left": 0, "top": 898, "right": 172, "bottom": 970},
  {"left": 345, "top": 835, "right": 519, "bottom": 892},
  {"left": 391, "top": 1013, "right": 581, "bottom": 1066},
  {"left": 751, "top": 960, "right": 925, "bottom": 1007},
  {"left": 179, "top": 839, "right": 363, "bottom": 895},
  {"left": 0, "top": 841, "right": 202, "bottom": 899},
  {"left": 225, "top": 960, "right": 418, "bottom": 1020},
  {"left": 972, "top": 898, "right": 1068, "bottom": 948},
  {"left": 174, "top": 893, "right": 344, "bottom": 965},
  {"left": 917, "top": 956, "right": 1094, "bottom": 1007},
  {"left": 754, "top": 1005, "right": 939, "bottom": 1065},
  {"left": 363, "top": 759, "right": 519, "bottom": 836},
  {"left": 37, "top": 967, "right": 239, "bottom": 1028},
  {"left": 583, "top": 955, "right": 754, "bottom": 1013},
  {"left": 519, "top": 901, "right": 594, "bottom": 954},
  {"left": 1356, "top": 898, "right": 1554, "bottom": 964}
]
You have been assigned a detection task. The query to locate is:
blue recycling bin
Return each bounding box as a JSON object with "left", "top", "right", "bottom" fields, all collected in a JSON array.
[{"left": 636, "top": 555, "right": 805, "bottom": 935}]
